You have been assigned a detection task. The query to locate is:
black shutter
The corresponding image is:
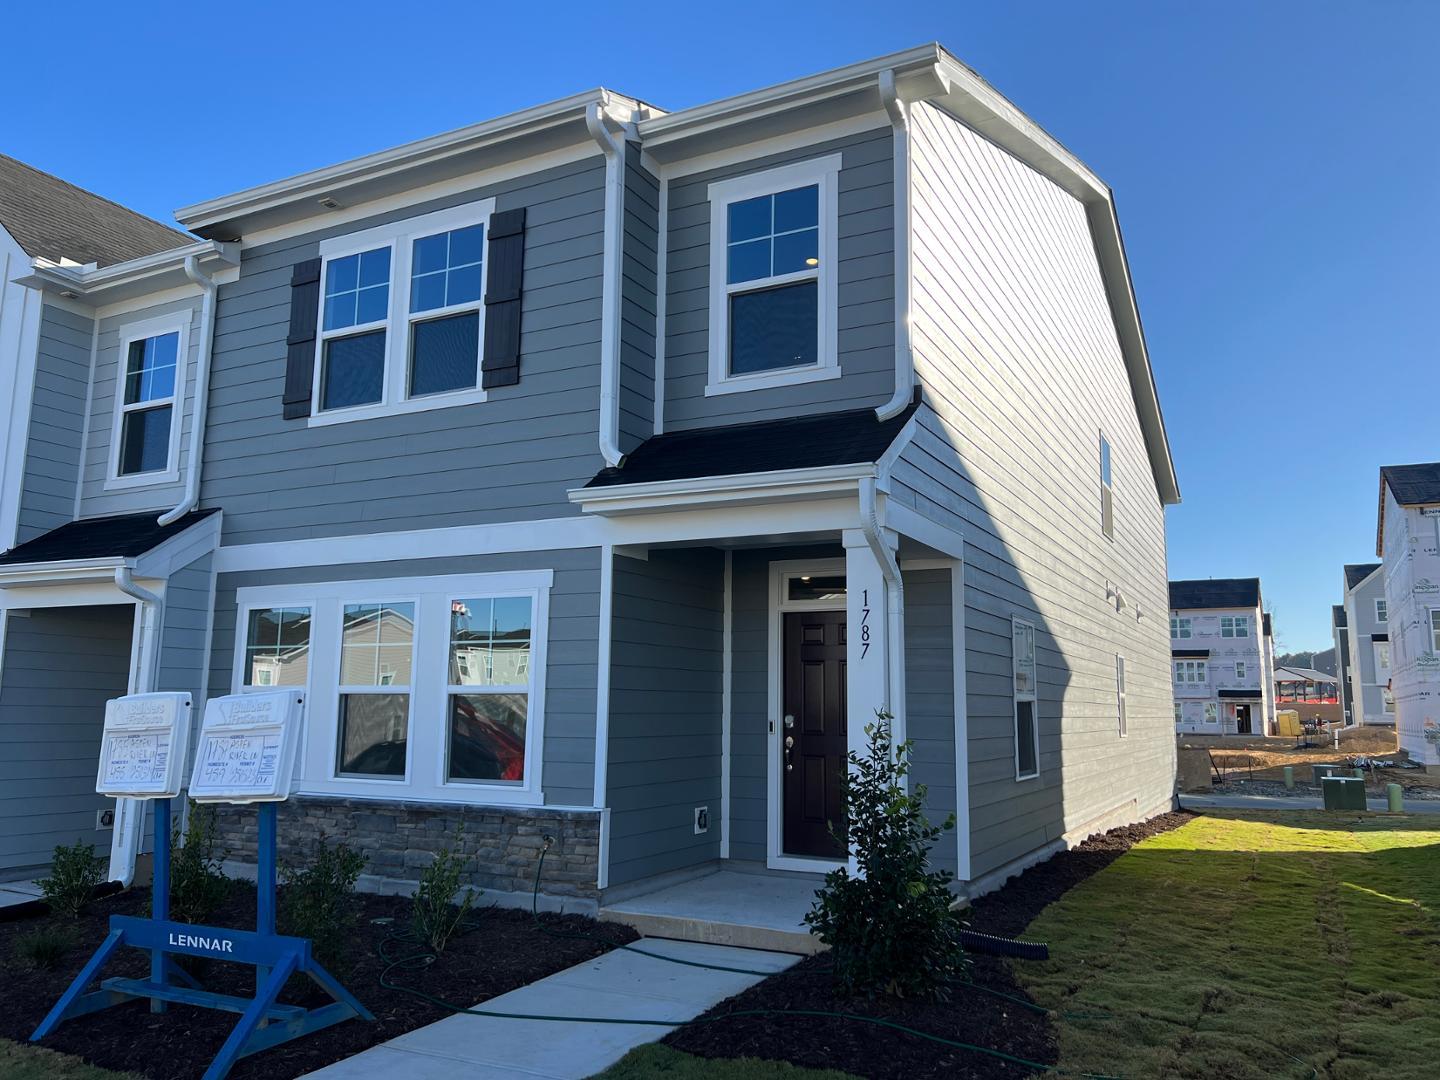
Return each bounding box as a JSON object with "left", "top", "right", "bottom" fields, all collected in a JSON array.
[
  {"left": 283, "top": 257, "right": 322, "bottom": 419},
  {"left": 482, "top": 208, "right": 526, "bottom": 389}
]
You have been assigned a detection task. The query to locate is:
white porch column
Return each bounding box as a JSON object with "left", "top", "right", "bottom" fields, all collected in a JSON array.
[{"left": 843, "top": 529, "right": 904, "bottom": 754}]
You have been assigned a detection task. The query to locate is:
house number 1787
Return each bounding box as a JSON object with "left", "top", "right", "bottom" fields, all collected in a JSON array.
[{"left": 860, "top": 589, "right": 871, "bottom": 659}]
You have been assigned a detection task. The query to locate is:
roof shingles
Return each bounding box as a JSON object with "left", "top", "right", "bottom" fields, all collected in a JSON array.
[{"left": 1168, "top": 578, "right": 1261, "bottom": 611}]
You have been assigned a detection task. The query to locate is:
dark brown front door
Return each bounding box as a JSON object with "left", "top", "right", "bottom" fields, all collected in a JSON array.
[
  {"left": 1236, "top": 704, "right": 1252, "bottom": 734},
  {"left": 782, "top": 610, "right": 847, "bottom": 859}
]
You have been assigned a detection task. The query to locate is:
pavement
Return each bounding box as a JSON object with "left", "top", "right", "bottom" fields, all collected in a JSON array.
[
  {"left": 302, "top": 936, "right": 800, "bottom": 1079},
  {"left": 0, "top": 879, "right": 42, "bottom": 908},
  {"left": 1181, "top": 793, "right": 1440, "bottom": 814}
]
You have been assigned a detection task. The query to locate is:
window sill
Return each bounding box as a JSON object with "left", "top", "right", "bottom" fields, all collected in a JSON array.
[
  {"left": 104, "top": 468, "right": 180, "bottom": 492},
  {"left": 307, "top": 386, "right": 489, "bottom": 428},
  {"left": 294, "top": 779, "right": 543, "bottom": 807},
  {"left": 704, "top": 363, "right": 841, "bottom": 397}
]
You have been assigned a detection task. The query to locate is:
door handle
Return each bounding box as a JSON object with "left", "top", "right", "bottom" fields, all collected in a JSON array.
[{"left": 784, "top": 734, "right": 794, "bottom": 771}]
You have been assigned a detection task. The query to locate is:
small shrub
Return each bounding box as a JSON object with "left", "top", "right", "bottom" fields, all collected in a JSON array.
[
  {"left": 168, "top": 801, "right": 232, "bottom": 924},
  {"left": 410, "top": 825, "right": 481, "bottom": 954},
  {"left": 804, "top": 711, "right": 968, "bottom": 999},
  {"left": 279, "top": 838, "right": 366, "bottom": 971},
  {"left": 14, "top": 922, "right": 77, "bottom": 970},
  {"left": 38, "top": 839, "right": 105, "bottom": 919}
]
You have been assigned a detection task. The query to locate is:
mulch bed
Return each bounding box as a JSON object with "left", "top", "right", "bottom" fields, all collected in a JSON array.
[
  {"left": 664, "top": 810, "right": 1198, "bottom": 1079},
  {"left": 1, "top": 885, "right": 636, "bottom": 1080}
]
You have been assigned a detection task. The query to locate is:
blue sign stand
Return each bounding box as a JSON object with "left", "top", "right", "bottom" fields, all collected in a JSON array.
[{"left": 31, "top": 800, "right": 373, "bottom": 1080}]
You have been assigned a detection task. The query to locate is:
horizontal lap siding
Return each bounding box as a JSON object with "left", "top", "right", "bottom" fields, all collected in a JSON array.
[
  {"left": 208, "top": 548, "right": 601, "bottom": 808},
  {"left": 607, "top": 549, "right": 723, "bottom": 886},
  {"left": 619, "top": 144, "right": 658, "bottom": 452},
  {"left": 909, "top": 103, "right": 1174, "bottom": 881},
  {"left": 155, "top": 553, "right": 215, "bottom": 775},
  {"left": 0, "top": 605, "right": 133, "bottom": 871},
  {"left": 17, "top": 304, "right": 92, "bottom": 542},
  {"left": 202, "top": 157, "right": 609, "bottom": 546},
  {"left": 80, "top": 296, "right": 203, "bottom": 517},
  {"left": 903, "top": 567, "right": 958, "bottom": 877},
  {"left": 663, "top": 129, "right": 896, "bottom": 430}
]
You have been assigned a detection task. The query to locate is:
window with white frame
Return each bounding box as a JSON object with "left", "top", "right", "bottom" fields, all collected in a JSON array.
[
  {"left": 1115, "top": 655, "right": 1127, "bottom": 737},
  {"left": 1375, "top": 598, "right": 1388, "bottom": 623},
  {"left": 1174, "top": 660, "right": 1207, "bottom": 685},
  {"left": 1221, "top": 616, "right": 1249, "bottom": 638},
  {"left": 1204, "top": 702, "right": 1219, "bottom": 725},
  {"left": 1235, "top": 660, "right": 1247, "bottom": 680},
  {"left": 1099, "top": 433, "right": 1114, "bottom": 540},
  {"left": 1170, "top": 616, "right": 1192, "bottom": 639},
  {"left": 315, "top": 201, "right": 493, "bottom": 422},
  {"left": 113, "top": 326, "right": 184, "bottom": 480},
  {"left": 1012, "top": 619, "right": 1039, "bottom": 779},
  {"left": 232, "top": 571, "right": 550, "bottom": 804},
  {"left": 707, "top": 156, "right": 839, "bottom": 394},
  {"left": 1374, "top": 640, "right": 1391, "bottom": 673}
]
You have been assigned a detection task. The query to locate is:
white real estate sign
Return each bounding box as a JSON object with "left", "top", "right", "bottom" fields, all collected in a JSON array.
[
  {"left": 189, "top": 690, "right": 305, "bottom": 803},
  {"left": 96, "top": 693, "right": 192, "bottom": 799}
]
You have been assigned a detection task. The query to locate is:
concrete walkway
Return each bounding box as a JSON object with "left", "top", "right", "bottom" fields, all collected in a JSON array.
[
  {"left": 303, "top": 936, "right": 799, "bottom": 1079},
  {"left": 0, "top": 879, "right": 42, "bottom": 908},
  {"left": 1182, "top": 793, "right": 1440, "bottom": 814}
]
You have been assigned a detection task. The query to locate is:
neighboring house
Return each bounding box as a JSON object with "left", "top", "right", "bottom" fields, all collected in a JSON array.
[
  {"left": 1377, "top": 464, "right": 1440, "bottom": 771},
  {"left": 0, "top": 157, "right": 194, "bottom": 879},
  {"left": 1340, "top": 562, "right": 1394, "bottom": 725},
  {"left": 1169, "top": 578, "right": 1273, "bottom": 735},
  {"left": 0, "top": 44, "right": 1182, "bottom": 905},
  {"left": 1332, "top": 603, "right": 1354, "bottom": 724}
]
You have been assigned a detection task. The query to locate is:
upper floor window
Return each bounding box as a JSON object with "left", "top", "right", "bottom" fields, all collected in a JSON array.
[
  {"left": 707, "top": 155, "right": 839, "bottom": 396},
  {"left": 1221, "top": 616, "right": 1249, "bottom": 638},
  {"left": 1099, "top": 434, "right": 1114, "bottom": 540},
  {"left": 1175, "top": 660, "right": 1207, "bottom": 684},
  {"left": 109, "top": 322, "right": 187, "bottom": 486},
  {"left": 313, "top": 200, "right": 494, "bottom": 425},
  {"left": 1375, "top": 598, "right": 1388, "bottom": 623},
  {"left": 1235, "top": 661, "right": 1247, "bottom": 680},
  {"left": 1170, "top": 616, "right": 1192, "bottom": 639}
]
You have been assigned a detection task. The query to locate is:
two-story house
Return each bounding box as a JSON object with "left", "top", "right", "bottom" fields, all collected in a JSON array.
[
  {"left": 1340, "top": 562, "right": 1394, "bottom": 725},
  {"left": 0, "top": 44, "right": 1181, "bottom": 910},
  {"left": 1169, "top": 578, "right": 1273, "bottom": 735},
  {"left": 1377, "top": 464, "right": 1440, "bottom": 771}
]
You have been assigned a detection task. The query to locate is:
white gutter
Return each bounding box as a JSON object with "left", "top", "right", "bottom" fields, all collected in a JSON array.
[
  {"left": 158, "top": 256, "right": 218, "bottom": 526},
  {"left": 859, "top": 477, "right": 906, "bottom": 748},
  {"left": 109, "top": 567, "right": 164, "bottom": 887},
  {"left": 876, "top": 68, "right": 915, "bottom": 422},
  {"left": 587, "top": 105, "right": 626, "bottom": 468}
]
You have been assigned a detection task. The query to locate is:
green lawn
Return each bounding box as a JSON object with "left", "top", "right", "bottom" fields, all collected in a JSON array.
[
  {"left": 598, "top": 1045, "right": 856, "bottom": 1079},
  {"left": 1015, "top": 810, "right": 1440, "bottom": 1079},
  {"left": 0, "top": 1039, "right": 142, "bottom": 1080}
]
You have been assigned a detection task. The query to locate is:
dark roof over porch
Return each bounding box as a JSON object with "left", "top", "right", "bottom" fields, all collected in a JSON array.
[{"left": 0, "top": 509, "right": 218, "bottom": 567}]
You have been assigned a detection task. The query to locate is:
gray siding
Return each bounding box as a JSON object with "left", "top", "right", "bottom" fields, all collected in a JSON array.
[
  {"left": 903, "top": 566, "right": 958, "bottom": 878},
  {"left": 16, "top": 303, "right": 92, "bottom": 543},
  {"left": 0, "top": 605, "right": 133, "bottom": 873},
  {"left": 156, "top": 553, "right": 215, "bottom": 764},
  {"left": 79, "top": 295, "right": 203, "bottom": 517},
  {"left": 906, "top": 102, "right": 1174, "bottom": 880},
  {"left": 662, "top": 128, "right": 896, "bottom": 430},
  {"left": 607, "top": 548, "right": 724, "bottom": 886},
  {"left": 619, "top": 143, "right": 659, "bottom": 452},
  {"left": 201, "top": 156, "right": 610, "bottom": 546},
  {"left": 208, "top": 548, "right": 600, "bottom": 807}
]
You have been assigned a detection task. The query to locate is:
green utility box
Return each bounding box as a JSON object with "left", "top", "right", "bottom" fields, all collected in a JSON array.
[{"left": 1322, "top": 776, "right": 1367, "bottom": 811}]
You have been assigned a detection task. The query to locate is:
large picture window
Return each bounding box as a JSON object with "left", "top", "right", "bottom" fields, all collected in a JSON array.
[
  {"left": 707, "top": 155, "right": 839, "bottom": 395},
  {"left": 232, "top": 571, "right": 551, "bottom": 805}
]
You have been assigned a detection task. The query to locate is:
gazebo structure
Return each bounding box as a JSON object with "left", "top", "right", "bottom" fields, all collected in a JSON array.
[{"left": 1274, "top": 665, "right": 1340, "bottom": 704}]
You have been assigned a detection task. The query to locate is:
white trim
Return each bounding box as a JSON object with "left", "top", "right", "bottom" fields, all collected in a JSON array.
[
  {"left": 705, "top": 154, "right": 841, "bottom": 396},
  {"left": 596, "top": 806, "right": 612, "bottom": 891},
  {"left": 653, "top": 173, "right": 669, "bottom": 435},
  {"left": 569, "top": 462, "right": 875, "bottom": 516},
  {"left": 310, "top": 199, "right": 495, "bottom": 426},
  {"left": 1115, "top": 654, "right": 1127, "bottom": 738},
  {"left": 232, "top": 570, "right": 553, "bottom": 807},
  {"left": 105, "top": 316, "right": 191, "bottom": 489},
  {"left": 948, "top": 560, "right": 970, "bottom": 881},
  {"left": 0, "top": 241, "right": 42, "bottom": 551},
  {"left": 73, "top": 315, "right": 100, "bottom": 517},
  {"left": 719, "top": 549, "right": 733, "bottom": 860},
  {"left": 588, "top": 106, "right": 626, "bottom": 468},
  {"left": 15, "top": 243, "right": 239, "bottom": 310},
  {"left": 1375, "top": 597, "right": 1388, "bottom": 623},
  {"left": 766, "top": 557, "right": 848, "bottom": 874},
  {"left": 1012, "top": 617, "right": 1039, "bottom": 781},
  {"left": 884, "top": 501, "right": 965, "bottom": 562},
  {"left": 593, "top": 545, "right": 614, "bottom": 808},
  {"left": 656, "top": 114, "right": 889, "bottom": 180}
]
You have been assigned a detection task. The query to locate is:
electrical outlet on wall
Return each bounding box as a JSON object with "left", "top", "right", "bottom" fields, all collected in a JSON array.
[
  {"left": 96, "top": 807, "right": 115, "bottom": 831},
  {"left": 693, "top": 806, "right": 709, "bottom": 835}
]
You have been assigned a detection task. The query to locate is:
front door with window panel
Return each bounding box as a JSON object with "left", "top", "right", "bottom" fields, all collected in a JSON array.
[
  {"left": 782, "top": 610, "right": 847, "bottom": 859},
  {"left": 1235, "top": 704, "right": 1252, "bottom": 735}
]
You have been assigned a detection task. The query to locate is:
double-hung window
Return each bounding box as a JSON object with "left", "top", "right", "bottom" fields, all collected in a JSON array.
[
  {"left": 1099, "top": 434, "right": 1114, "bottom": 540},
  {"left": 1221, "top": 616, "right": 1249, "bottom": 638},
  {"left": 241, "top": 607, "right": 312, "bottom": 689},
  {"left": 1170, "top": 617, "right": 1192, "bottom": 639},
  {"left": 1115, "top": 655, "right": 1127, "bottom": 737},
  {"left": 1375, "top": 598, "right": 1388, "bottom": 623},
  {"left": 707, "top": 155, "right": 839, "bottom": 395},
  {"left": 110, "top": 322, "right": 187, "bottom": 485},
  {"left": 446, "top": 596, "right": 532, "bottom": 783},
  {"left": 314, "top": 200, "right": 494, "bottom": 423},
  {"left": 1235, "top": 661, "right": 1247, "bottom": 680},
  {"left": 336, "top": 602, "right": 416, "bottom": 778},
  {"left": 1175, "top": 660, "right": 1207, "bottom": 685},
  {"left": 1012, "top": 618, "right": 1039, "bottom": 779}
]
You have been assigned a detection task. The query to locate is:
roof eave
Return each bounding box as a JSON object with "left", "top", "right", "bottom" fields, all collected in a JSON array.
[
  {"left": 569, "top": 463, "right": 878, "bottom": 517},
  {"left": 15, "top": 241, "right": 239, "bottom": 306}
]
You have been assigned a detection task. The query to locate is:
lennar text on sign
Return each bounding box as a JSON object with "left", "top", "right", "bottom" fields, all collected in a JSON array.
[{"left": 168, "top": 931, "right": 235, "bottom": 953}]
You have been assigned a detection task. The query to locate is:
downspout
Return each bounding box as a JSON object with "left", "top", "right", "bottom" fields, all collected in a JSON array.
[
  {"left": 158, "top": 255, "right": 218, "bottom": 526},
  {"left": 876, "top": 69, "right": 915, "bottom": 422},
  {"left": 587, "top": 104, "right": 626, "bottom": 468},
  {"left": 859, "top": 477, "right": 906, "bottom": 749},
  {"left": 109, "top": 567, "right": 164, "bottom": 886}
]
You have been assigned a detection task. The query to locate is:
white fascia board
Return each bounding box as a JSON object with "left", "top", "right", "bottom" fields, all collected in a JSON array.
[
  {"left": 0, "top": 556, "right": 130, "bottom": 590},
  {"left": 132, "top": 512, "right": 223, "bottom": 579},
  {"left": 567, "top": 463, "right": 877, "bottom": 517},
  {"left": 176, "top": 90, "right": 653, "bottom": 238},
  {"left": 15, "top": 242, "right": 239, "bottom": 308}
]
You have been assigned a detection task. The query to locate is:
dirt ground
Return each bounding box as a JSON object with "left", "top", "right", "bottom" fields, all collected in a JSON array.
[{"left": 1178, "top": 725, "right": 1439, "bottom": 791}]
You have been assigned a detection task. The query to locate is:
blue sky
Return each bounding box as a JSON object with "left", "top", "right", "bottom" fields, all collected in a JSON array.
[{"left": 7, "top": 2, "right": 1436, "bottom": 651}]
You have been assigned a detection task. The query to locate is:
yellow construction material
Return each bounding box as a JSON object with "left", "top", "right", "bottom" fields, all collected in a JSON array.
[{"left": 1276, "top": 709, "right": 1302, "bottom": 737}]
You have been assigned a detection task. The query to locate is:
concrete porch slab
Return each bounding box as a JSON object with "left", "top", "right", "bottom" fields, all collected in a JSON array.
[
  {"left": 599, "top": 869, "right": 826, "bottom": 955},
  {"left": 0, "top": 880, "right": 43, "bottom": 909}
]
